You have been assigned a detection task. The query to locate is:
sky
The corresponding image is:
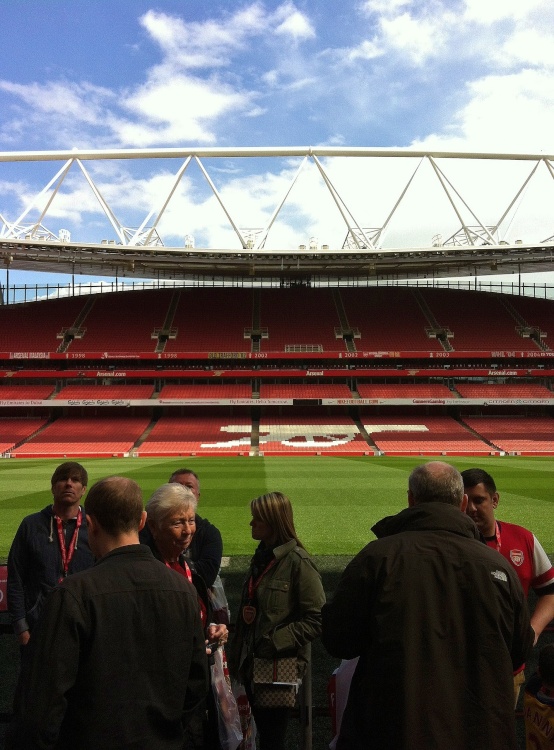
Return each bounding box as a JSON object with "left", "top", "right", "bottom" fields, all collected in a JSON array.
[{"left": 1, "top": 0, "right": 554, "bottom": 288}]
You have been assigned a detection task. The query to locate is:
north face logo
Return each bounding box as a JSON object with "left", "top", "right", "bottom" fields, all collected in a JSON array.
[{"left": 510, "top": 549, "right": 524, "bottom": 567}]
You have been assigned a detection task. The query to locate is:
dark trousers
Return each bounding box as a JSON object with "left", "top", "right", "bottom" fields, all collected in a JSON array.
[{"left": 245, "top": 683, "right": 291, "bottom": 750}]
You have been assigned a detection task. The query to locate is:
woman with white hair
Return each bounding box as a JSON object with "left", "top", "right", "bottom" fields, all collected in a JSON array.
[{"left": 142, "top": 483, "right": 228, "bottom": 750}]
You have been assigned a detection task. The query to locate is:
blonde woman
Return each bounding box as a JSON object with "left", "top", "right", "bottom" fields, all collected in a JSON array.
[{"left": 230, "top": 492, "right": 325, "bottom": 750}]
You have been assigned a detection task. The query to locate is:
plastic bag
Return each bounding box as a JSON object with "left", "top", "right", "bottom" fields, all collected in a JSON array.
[
  {"left": 329, "top": 657, "right": 359, "bottom": 750},
  {"left": 232, "top": 682, "right": 257, "bottom": 750},
  {"left": 209, "top": 574, "right": 231, "bottom": 625},
  {"left": 211, "top": 648, "right": 243, "bottom": 750}
]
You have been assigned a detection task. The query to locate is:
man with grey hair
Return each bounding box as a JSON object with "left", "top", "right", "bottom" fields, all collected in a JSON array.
[{"left": 322, "top": 461, "right": 533, "bottom": 750}]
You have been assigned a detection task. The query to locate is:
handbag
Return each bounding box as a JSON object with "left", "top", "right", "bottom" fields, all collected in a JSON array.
[{"left": 252, "top": 657, "right": 299, "bottom": 708}]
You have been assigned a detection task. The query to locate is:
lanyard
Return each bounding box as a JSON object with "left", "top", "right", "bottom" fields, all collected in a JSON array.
[
  {"left": 54, "top": 508, "right": 82, "bottom": 582},
  {"left": 166, "top": 560, "right": 206, "bottom": 625},
  {"left": 493, "top": 520, "right": 501, "bottom": 552},
  {"left": 247, "top": 558, "right": 277, "bottom": 601},
  {"left": 166, "top": 559, "right": 193, "bottom": 584}
]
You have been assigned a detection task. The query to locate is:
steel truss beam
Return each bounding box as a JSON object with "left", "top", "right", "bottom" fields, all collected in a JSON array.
[{"left": 0, "top": 147, "right": 554, "bottom": 282}]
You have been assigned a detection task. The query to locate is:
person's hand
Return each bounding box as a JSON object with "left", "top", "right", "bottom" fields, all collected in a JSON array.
[
  {"left": 207, "top": 623, "right": 228, "bottom": 645},
  {"left": 18, "top": 630, "right": 30, "bottom": 646},
  {"left": 205, "top": 624, "right": 228, "bottom": 654}
]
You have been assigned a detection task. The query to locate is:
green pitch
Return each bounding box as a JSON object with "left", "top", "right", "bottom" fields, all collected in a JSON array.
[{"left": 1, "top": 455, "right": 554, "bottom": 560}]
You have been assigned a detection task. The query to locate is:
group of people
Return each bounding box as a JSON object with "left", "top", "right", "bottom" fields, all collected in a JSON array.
[{"left": 4, "top": 460, "right": 554, "bottom": 750}]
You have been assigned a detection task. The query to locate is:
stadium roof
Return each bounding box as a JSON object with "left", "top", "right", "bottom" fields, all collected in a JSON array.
[{"left": 1, "top": 146, "right": 554, "bottom": 283}]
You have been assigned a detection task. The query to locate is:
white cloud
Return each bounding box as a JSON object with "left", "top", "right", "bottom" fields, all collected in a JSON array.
[
  {"left": 413, "top": 69, "right": 554, "bottom": 153},
  {"left": 273, "top": 4, "right": 316, "bottom": 40},
  {"left": 139, "top": 6, "right": 268, "bottom": 69},
  {"left": 463, "top": 0, "right": 547, "bottom": 24},
  {"left": 0, "top": 80, "right": 112, "bottom": 124},
  {"left": 118, "top": 75, "right": 260, "bottom": 145},
  {"left": 494, "top": 29, "right": 554, "bottom": 67},
  {"left": 379, "top": 12, "right": 447, "bottom": 64}
]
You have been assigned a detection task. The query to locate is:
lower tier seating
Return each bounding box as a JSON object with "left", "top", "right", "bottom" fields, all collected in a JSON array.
[
  {"left": 11, "top": 416, "right": 151, "bottom": 457},
  {"left": 360, "top": 415, "right": 492, "bottom": 454},
  {"left": 0, "top": 418, "right": 48, "bottom": 453},
  {"left": 462, "top": 416, "right": 554, "bottom": 453},
  {"left": 138, "top": 413, "right": 252, "bottom": 454},
  {"left": 258, "top": 414, "right": 369, "bottom": 454}
]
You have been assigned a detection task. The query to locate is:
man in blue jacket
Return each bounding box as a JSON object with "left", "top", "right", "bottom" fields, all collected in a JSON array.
[{"left": 7, "top": 461, "right": 94, "bottom": 647}]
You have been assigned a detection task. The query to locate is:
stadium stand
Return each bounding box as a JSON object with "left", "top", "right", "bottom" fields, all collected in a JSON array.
[
  {"left": 0, "top": 385, "right": 55, "bottom": 400},
  {"left": 164, "top": 288, "right": 254, "bottom": 352},
  {"left": 0, "top": 418, "right": 49, "bottom": 453},
  {"left": 1, "top": 286, "right": 554, "bottom": 456},
  {"left": 455, "top": 383, "right": 553, "bottom": 399},
  {"left": 258, "top": 412, "right": 369, "bottom": 454},
  {"left": 54, "top": 384, "right": 155, "bottom": 399},
  {"left": 137, "top": 411, "right": 252, "bottom": 455},
  {"left": 356, "top": 383, "right": 454, "bottom": 398},
  {"left": 259, "top": 288, "right": 344, "bottom": 352},
  {"left": 462, "top": 416, "right": 554, "bottom": 454},
  {"left": 340, "top": 287, "right": 445, "bottom": 351},
  {"left": 360, "top": 415, "right": 493, "bottom": 455},
  {"left": 11, "top": 415, "right": 152, "bottom": 457},
  {"left": 258, "top": 383, "right": 352, "bottom": 399},
  {"left": 68, "top": 289, "right": 175, "bottom": 352},
  {"left": 503, "top": 294, "right": 554, "bottom": 349},
  {"left": 0, "top": 296, "right": 87, "bottom": 352},
  {"left": 419, "top": 288, "right": 539, "bottom": 350},
  {"left": 159, "top": 384, "right": 252, "bottom": 399}
]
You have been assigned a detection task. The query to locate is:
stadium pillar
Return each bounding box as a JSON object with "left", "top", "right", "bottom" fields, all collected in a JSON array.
[{"left": 299, "top": 643, "right": 313, "bottom": 750}]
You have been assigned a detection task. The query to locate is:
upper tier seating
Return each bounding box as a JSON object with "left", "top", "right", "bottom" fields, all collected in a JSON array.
[
  {"left": 69, "top": 289, "right": 175, "bottom": 352},
  {"left": 462, "top": 416, "right": 554, "bottom": 453},
  {"left": 138, "top": 412, "right": 252, "bottom": 454},
  {"left": 0, "top": 286, "right": 552, "bottom": 353},
  {"left": 55, "top": 385, "right": 155, "bottom": 399},
  {"left": 0, "top": 418, "right": 48, "bottom": 452},
  {"left": 164, "top": 289, "right": 254, "bottom": 352},
  {"left": 356, "top": 383, "right": 453, "bottom": 398},
  {"left": 456, "top": 383, "right": 553, "bottom": 399},
  {"left": 258, "top": 413, "right": 368, "bottom": 453},
  {"left": 360, "top": 415, "right": 491, "bottom": 453},
  {"left": 12, "top": 416, "right": 151, "bottom": 457},
  {"left": 259, "top": 289, "right": 344, "bottom": 352},
  {"left": 0, "top": 296, "right": 87, "bottom": 352},
  {"left": 258, "top": 384, "right": 352, "bottom": 399},
  {"left": 340, "top": 287, "right": 444, "bottom": 351},
  {"left": 505, "top": 294, "right": 554, "bottom": 349},
  {"left": 159, "top": 384, "right": 252, "bottom": 399},
  {"left": 418, "top": 288, "right": 538, "bottom": 350}
]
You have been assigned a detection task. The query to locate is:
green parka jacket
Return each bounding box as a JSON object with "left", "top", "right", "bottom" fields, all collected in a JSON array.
[{"left": 230, "top": 539, "right": 325, "bottom": 682}]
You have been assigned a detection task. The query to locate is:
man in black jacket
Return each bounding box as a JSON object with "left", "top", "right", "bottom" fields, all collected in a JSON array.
[
  {"left": 8, "top": 476, "right": 209, "bottom": 750},
  {"left": 322, "top": 461, "right": 533, "bottom": 750}
]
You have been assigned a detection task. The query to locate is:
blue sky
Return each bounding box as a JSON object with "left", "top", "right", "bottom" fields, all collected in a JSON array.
[{"left": 1, "top": 0, "right": 554, "bottom": 286}]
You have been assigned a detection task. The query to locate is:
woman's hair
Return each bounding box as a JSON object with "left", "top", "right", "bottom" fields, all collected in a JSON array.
[
  {"left": 145, "top": 483, "right": 197, "bottom": 527},
  {"left": 250, "top": 491, "right": 305, "bottom": 549}
]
